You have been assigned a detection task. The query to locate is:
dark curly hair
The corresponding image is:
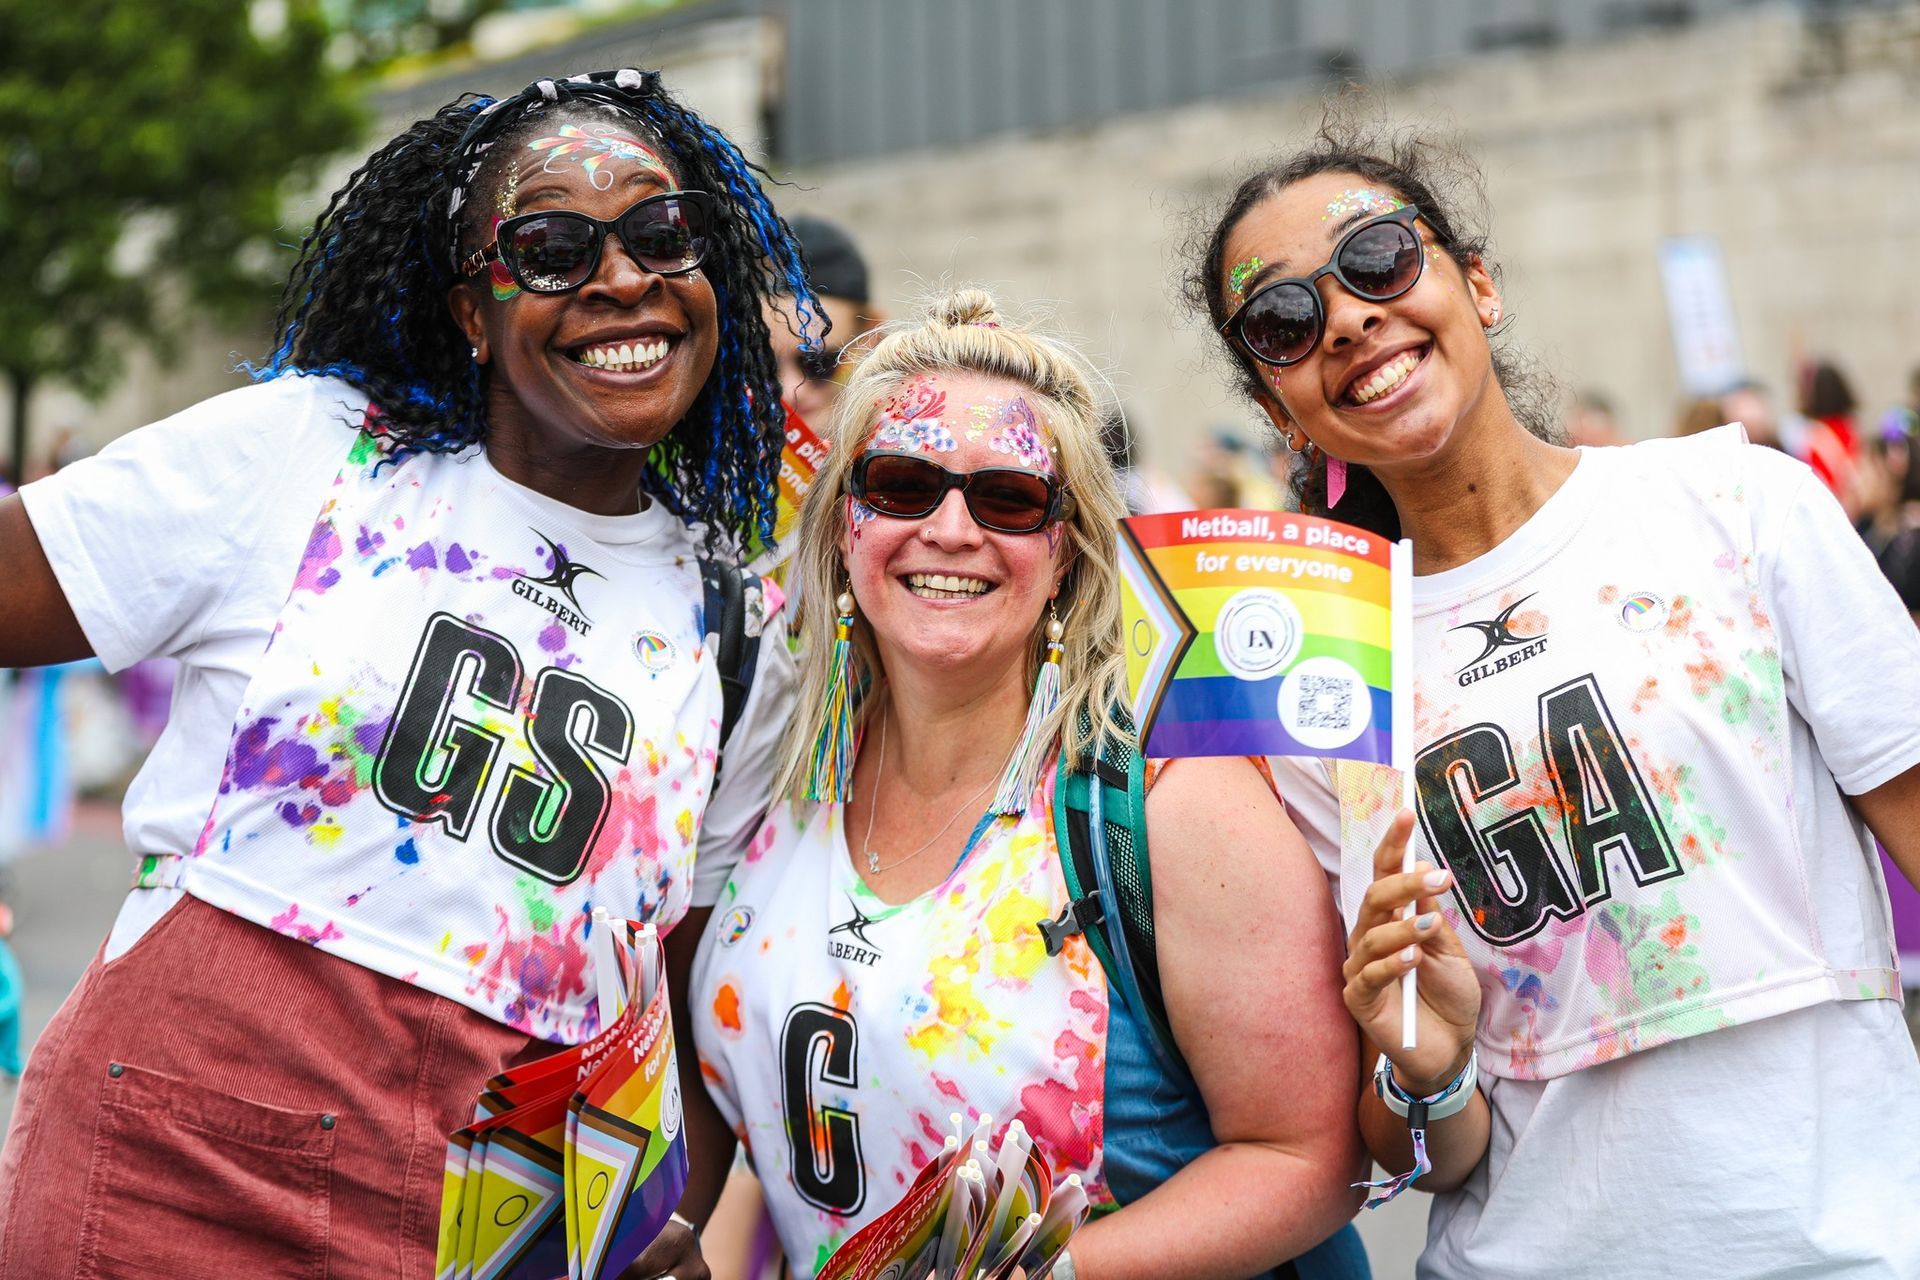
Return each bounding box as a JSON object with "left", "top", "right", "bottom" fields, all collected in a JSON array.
[
  {"left": 1185, "top": 112, "right": 1559, "bottom": 540},
  {"left": 254, "top": 70, "right": 820, "bottom": 551}
]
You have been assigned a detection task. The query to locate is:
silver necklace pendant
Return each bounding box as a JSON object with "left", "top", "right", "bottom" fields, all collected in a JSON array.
[{"left": 866, "top": 848, "right": 881, "bottom": 873}]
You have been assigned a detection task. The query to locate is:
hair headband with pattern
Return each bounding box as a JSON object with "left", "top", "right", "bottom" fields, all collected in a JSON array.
[{"left": 444, "top": 67, "right": 662, "bottom": 269}]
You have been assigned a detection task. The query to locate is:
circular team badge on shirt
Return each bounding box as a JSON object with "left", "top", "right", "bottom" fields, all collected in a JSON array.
[
  {"left": 718, "top": 905, "right": 755, "bottom": 947},
  {"left": 633, "top": 630, "right": 677, "bottom": 672},
  {"left": 1213, "top": 588, "right": 1305, "bottom": 681},
  {"left": 1617, "top": 591, "right": 1669, "bottom": 633}
]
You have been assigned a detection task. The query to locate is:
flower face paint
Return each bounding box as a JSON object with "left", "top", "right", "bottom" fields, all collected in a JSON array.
[
  {"left": 847, "top": 494, "right": 879, "bottom": 541},
  {"left": 870, "top": 376, "right": 957, "bottom": 454},
  {"left": 525, "top": 124, "right": 679, "bottom": 193},
  {"left": 987, "top": 397, "right": 1051, "bottom": 472}
]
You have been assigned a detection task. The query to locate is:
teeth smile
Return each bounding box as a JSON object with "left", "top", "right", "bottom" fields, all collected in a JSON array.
[
  {"left": 906, "top": 573, "right": 991, "bottom": 599},
  {"left": 573, "top": 338, "right": 671, "bottom": 372},
  {"left": 1349, "top": 350, "right": 1422, "bottom": 404}
]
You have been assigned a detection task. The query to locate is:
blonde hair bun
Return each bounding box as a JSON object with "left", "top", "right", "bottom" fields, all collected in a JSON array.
[{"left": 932, "top": 287, "right": 1002, "bottom": 329}]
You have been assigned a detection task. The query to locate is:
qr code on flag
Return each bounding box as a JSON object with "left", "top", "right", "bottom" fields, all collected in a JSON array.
[{"left": 1296, "top": 673, "right": 1353, "bottom": 731}]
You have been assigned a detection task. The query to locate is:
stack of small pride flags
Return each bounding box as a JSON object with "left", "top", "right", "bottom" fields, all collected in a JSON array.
[
  {"left": 435, "top": 915, "right": 686, "bottom": 1280},
  {"left": 817, "top": 1115, "right": 1091, "bottom": 1280}
]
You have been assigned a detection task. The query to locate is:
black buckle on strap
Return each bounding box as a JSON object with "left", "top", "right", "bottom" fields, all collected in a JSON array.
[{"left": 1038, "top": 892, "right": 1104, "bottom": 957}]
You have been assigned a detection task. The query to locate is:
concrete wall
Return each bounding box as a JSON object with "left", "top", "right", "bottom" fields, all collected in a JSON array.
[{"left": 764, "top": 4, "right": 1920, "bottom": 465}]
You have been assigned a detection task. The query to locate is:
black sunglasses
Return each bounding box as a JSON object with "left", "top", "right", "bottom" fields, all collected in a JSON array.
[
  {"left": 461, "top": 190, "right": 715, "bottom": 294},
  {"left": 1221, "top": 205, "right": 1425, "bottom": 366},
  {"left": 850, "top": 452, "right": 1075, "bottom": 535}
]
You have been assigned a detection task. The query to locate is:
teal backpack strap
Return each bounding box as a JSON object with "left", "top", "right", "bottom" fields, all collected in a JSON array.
[{"left": 1038, "top": 714, "right": 1189, "bottom": 1082}]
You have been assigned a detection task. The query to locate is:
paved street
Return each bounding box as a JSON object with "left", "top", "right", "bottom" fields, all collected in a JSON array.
[{"left": 0, "top": 803, "right": 1432, "bottom": 1275}]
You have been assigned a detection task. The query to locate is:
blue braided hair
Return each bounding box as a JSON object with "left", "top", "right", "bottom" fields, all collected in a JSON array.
[{"left": 257, "top": 70, "right": 822, "bottom": 551}]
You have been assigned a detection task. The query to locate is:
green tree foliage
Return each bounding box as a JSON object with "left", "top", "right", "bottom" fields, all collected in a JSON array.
[
  {"left": 327, "top": 0, "right": 514, "bottom": 68},
  {"left": 0, "top": 0, "right": 363, "bottom": 469}
]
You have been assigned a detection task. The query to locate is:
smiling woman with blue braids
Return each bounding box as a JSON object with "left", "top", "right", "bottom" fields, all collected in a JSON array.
[{"left": 0, "top": 68, "right": 818, "bottom": 1277}]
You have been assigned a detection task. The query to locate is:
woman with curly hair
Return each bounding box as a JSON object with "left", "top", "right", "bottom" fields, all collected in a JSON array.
[
  {"left": 1193, "top": 123, "right": 1920, "bottom": 1277},
  {"left": 0, "top": 68, "right": 816, "bottom": 1277}
]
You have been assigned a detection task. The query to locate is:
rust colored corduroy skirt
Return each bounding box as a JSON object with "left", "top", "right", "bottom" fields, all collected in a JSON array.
[{"left": 0, "top": 894, "right": 553, "bottom": 1278}]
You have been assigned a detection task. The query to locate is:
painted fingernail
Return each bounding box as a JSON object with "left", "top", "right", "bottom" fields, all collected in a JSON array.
[
  {"left": 1423, "top": 870, "right": 1449, "bottom": 890},
  {"left": 1399, "top": 945, "right": 1418, "bottom": 963},
  {"left": 1416, "top": 912, "right": 1438, "bottom": 931}
]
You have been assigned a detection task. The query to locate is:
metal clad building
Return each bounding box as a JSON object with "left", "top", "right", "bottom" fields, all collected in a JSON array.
[{"left": 771, "top": 0, "right": 1898, "bottom": 167}]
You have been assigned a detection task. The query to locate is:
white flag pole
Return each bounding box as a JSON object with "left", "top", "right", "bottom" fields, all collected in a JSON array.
[{"left": 1390, "top": 537, "right": 1418, "bottom": 1050}]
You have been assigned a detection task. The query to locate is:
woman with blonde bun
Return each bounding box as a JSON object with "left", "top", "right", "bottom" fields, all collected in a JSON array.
[{"left": 690, "top": 289, "right": 1369, "bottom": 1279}]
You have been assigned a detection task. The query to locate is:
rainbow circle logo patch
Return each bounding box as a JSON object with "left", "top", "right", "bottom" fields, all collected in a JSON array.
[
  {"left": 1617, "top": 591, "right": 1669, "bottom": 632},
  {"left": 719, "top": 905, "right": 754, "bottom": 946},
  {"left": 632, "top": 630, "right": 677, "bottom": 671}
]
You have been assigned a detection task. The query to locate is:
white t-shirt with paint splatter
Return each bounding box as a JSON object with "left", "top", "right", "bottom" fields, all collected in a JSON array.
[
  {"left": 22, "top": 375, "right": 794, "bottom": 1043},
  {"left": 689, "top": 772, "right": 1109, "bottom": 1280},
  {"left": 1295, "top": 425, "right": 1920, "bottom": 1277}
]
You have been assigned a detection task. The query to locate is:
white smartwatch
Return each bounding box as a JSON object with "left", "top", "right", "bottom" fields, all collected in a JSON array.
[{"left": 1374, "top": 1049, "right": 1478, "bottom": 1127}]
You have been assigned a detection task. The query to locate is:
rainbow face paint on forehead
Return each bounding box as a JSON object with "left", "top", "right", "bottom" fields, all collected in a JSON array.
[
  {"left": 1228, "top": 256, "right": 1265, "bottom": 308},
  {"left": 525, "top": 123, "right": 679, "bottom": 192},
  {"left": 1324, "top": 188, "right": 1407, "bottom": 221}
]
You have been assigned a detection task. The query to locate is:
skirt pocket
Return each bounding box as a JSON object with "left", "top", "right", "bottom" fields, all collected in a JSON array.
[{"left": 73, "top": 1061, "right": 336, "bottom": 1279}]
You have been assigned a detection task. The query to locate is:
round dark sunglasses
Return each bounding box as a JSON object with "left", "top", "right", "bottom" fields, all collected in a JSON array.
[
  {"left": 850, "top": 451, "right": 1075, "bottom": 535},
  {"left": 461, "top": 190, "right": 715, "bottom": 294},
  {"left": 1222, "top": 205, "right": 1425, "bottom": 367}
]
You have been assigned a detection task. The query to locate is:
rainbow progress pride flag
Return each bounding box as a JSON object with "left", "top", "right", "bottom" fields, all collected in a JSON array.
[
  {"left": 747, "top": 403, "right": 829, "bottom": 574},
  {"left": 1119, "top": 509, "right": 1412, "bottom": 765}
]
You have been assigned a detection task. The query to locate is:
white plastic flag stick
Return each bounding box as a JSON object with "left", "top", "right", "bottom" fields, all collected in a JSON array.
[
  {"left": 984, "top": 1120, "right": 1032, "bottom": 1246},
  {"left": 634, "top": 921, "right": 661, "bottom": 1008},
  {"left": 936, "top": 1163, "right": 984, "bottom": 1275},
  {"left": 590, "top": 908, "right": 624, "bottom": 1026},
  {"left": 1390, "top": 538, "right": 1418, "bottom": 1051}
]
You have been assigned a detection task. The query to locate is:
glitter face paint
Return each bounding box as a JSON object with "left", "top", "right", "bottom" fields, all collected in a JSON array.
[
  {"left": 1227, "top": 256, "right": 1265, "bottom": 308},
  {"left": 1323, "top": 187, "right": 1407, "bottom": 221},
  {"left": 525, "top": 124, "right": 679, "bottom": 193}
]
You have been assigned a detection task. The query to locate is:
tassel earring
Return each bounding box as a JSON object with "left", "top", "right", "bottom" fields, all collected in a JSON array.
[
  {"left": 991, "top": 606, "right": 1065, "bottom": 814},
  {"left": 805, "top": 590, "right": 859, "bottom": 803}
]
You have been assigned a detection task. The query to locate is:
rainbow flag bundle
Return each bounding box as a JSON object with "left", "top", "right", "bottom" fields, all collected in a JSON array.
[
  {"left": 435, "top": 915, "right": 686, "bottom": 1280},
  {"left": 817, "top": 1116, "right": 1090, "bottom": 1280},
  {"left": 1118, "top": 509, "right": 1412, "bottom": 765}
]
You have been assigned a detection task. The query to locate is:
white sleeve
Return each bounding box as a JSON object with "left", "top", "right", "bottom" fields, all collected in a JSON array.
[
  {"left": 1267, "top": 753, "right": 1344, "bottom": 908},
  {"left": 18, "top": 378, "right": 359, "bottom": 673},
  {"left": 691, "top": 621, "right": 797, "bottom": 908},
  {"left": 1754, "top": 448, "right": 1920, "bottom": 794}
]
